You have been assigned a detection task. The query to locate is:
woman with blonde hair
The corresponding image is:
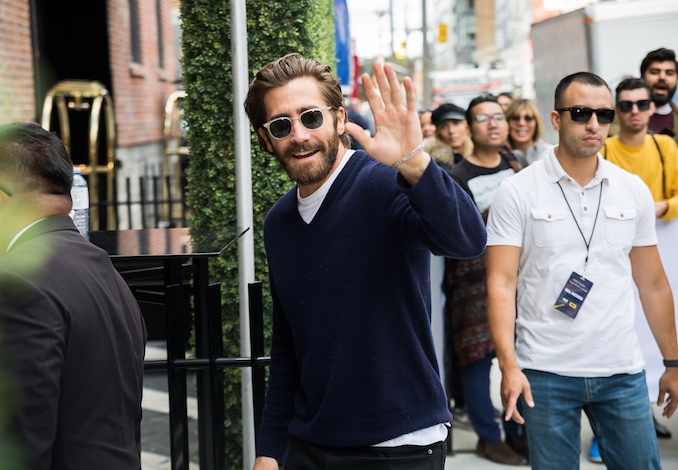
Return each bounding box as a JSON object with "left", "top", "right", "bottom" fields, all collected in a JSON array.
[{"left": 505, "top": 98, "right": 553, "bottom": 166}]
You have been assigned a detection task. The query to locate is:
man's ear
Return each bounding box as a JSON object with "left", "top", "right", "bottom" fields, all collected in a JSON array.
[
  {"left": 257, "top": 128, "right": 274, "bottom": 153},
  {"left": 335, "top": 106, "right": 346, "bottom": 136},
  {"left": 550, "top": 110, "right": 561, "bottom": 132}
]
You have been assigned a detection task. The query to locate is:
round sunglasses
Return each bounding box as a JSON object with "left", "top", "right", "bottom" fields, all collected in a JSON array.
[
  {"left": 556, "top": 106, "right": 615, "bottom": 125},
  {"left": 262, "top": 107, "right": 333, "bottom": 140}
]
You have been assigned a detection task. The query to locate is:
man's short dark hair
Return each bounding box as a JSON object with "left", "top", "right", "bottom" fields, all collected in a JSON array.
[
  {"left": 465, "top": 94, "right": 500, "bottom": 127},
  {"left": 0, "top": 122, "right": 73, "bottom": 196},
  {"left": 640, "top": 48, "right": 678, "bottom": 77},
  {"left": 615, "top": 78, "right": 651, "bottom": 102},
  {"left": 554, "top": 72, "right": 609, "bottom": 109}
]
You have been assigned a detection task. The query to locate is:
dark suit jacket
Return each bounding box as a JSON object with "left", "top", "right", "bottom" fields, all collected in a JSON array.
[{"left": 0, "top": 215, "right": 146, "bottom": 470}]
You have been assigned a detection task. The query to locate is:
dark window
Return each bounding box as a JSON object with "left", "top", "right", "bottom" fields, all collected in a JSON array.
[
  {"left": 129, "top": 0, "right": 141, "bottom": 63},
  {"left": 156, "top": 0, "right": 164, "bottom": 68}
]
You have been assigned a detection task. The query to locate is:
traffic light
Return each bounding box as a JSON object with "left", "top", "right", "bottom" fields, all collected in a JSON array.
[
  {"left": 438, "top": 23, "right": 448, "bottom": 43},
  {"left": 395, "top": 40, "right": 407, "bottom": 60}
]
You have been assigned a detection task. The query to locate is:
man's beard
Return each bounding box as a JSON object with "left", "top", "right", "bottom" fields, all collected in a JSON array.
[
  {"left": 652, "top": 82, "right": 677, "bottom": 107},
  {"left": 275, "top": 131, "right": 340, "bottom": 186}
]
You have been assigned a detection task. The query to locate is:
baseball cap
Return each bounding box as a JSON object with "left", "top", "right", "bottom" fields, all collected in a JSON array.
[{"left": 431, "top": 103, "right": 466, "bottom": 125}]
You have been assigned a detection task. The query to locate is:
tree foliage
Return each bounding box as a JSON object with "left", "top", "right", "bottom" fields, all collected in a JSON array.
[{"left": 178, "top": 0, "right": 335, "bottom": 467}]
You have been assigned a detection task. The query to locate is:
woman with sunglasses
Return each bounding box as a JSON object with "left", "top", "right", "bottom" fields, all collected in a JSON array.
[{"left": 505, "top": 99, "right": 553, "bottom": 166}]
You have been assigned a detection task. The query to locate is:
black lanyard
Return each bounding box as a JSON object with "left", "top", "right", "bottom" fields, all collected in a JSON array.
[{"left": 556, "top": 180, "right": 604, "bottom": 278}]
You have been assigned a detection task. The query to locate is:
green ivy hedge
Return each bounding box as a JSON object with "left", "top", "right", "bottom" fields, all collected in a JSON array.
[{"left": 179, "top": 0, "right": 335, "bottom": 467}]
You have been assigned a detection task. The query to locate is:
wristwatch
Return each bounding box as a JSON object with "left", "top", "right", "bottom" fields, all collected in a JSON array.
[{"left": 663, "top": 359, "right": 678, "bottom": 367}]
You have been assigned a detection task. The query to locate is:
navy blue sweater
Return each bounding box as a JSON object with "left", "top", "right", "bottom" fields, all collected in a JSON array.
[{"left": 258, "top": 151, "right": 486, "bottom": 462}]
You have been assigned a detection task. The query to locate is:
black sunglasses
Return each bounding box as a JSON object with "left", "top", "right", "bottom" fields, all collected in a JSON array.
[
  {"left": 617, "top": 99, "right": 652, "bottom": 113},
  {"left": 0, "top": 183, "right": 12, "bottom": 197},
  {"left": 509, "top": 115, "right": 535, "bottom": 123},
  {"left": 556, "top": 106, "right": 615, "bottom": 125},
  {"left": 262, "top": 107, "right": 333, "bottom": 140}
]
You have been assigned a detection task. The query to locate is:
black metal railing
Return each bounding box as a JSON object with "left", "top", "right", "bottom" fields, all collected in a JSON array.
[
  {"left": 91, "top": 174, "right": 188, "bottom": 231},
  {"left": 106, "top": 248, "right": 269, "bottom": 470}
]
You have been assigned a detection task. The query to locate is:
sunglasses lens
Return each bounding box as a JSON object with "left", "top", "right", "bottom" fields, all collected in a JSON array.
[
  {"left": 618, "top": 101, "right": 633, "bottom": 113},
  {"left": 637, "top": 100, "right": 651, "bottom": 111},
  {"left": 570, "top": 107, "right": 594, "bottom": 123},
  {"left": 301, "top": 109, "right": 325, "bottom": 129},
  {"left": 596, "top": 109, "right": 615, "bottom": 124},
  {"left": 269, "top": 119, "right": 291, "bottom": 138}
]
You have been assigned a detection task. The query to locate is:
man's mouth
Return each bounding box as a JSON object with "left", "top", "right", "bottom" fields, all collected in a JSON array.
[
  {"left": 653, "top": 84, "right": 668, "bottom": 95},
  {"left": 291, "top": 149, "right": 318, "bottom": 160}
]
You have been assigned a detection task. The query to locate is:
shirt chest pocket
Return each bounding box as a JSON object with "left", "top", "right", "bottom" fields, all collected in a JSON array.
[
  {"left": 604, "top": 207, "right": 637, "bottom": 246},
  {"left": 531, "top": 209, "right": 569, "bottom": 247}
]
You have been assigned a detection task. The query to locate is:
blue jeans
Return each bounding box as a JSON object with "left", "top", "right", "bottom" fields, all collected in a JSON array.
[
  {"left": 521, "top": 369, "right": 660, "bottom": 470},
  {"left": 461, "top": 354, "right": 524, "bottom": 443}
]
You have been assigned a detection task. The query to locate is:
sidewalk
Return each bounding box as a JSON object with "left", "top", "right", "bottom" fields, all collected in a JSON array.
[
  {"left": 140, "top": 343, "right": 678, "bottom": 469},
  {"left": 141, "top": 341, "right": 199, "bottom": 470}
]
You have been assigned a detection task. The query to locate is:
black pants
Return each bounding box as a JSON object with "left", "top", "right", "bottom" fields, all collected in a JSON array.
[{"left": 284, "top": 438, "right": 447, "bottom": 470}]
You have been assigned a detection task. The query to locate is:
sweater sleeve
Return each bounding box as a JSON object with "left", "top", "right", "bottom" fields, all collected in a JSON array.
[{"left": 392, "top": 159, "right": 487, "bottom": 258}]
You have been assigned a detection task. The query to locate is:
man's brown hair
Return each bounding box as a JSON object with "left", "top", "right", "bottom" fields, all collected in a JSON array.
[{"left": 244, "top": 53, "right": 350, "bottom": 150}]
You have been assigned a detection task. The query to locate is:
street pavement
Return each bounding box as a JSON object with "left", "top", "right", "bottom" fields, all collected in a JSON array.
[
  {"left": 141, "top": 341, "right": 199, "bottom": 470},
  {"left": 140, "top": 343, "right": 678, "bottom": 469}
]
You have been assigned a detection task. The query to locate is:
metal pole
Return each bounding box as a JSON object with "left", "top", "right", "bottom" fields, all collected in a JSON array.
[
  {"left": 229, "top": 0, "right": 256, "bottom": 468},
  {"left": 422, "top": 0, "right": 431, "bottom": 108},
  {"left": 389, "top": 0, "right": 395, "bottom": 58}
]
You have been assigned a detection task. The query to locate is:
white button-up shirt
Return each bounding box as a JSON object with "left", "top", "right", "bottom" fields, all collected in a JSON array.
[{"left": 487, "top": 147, "right": 657, "bottom": 377}]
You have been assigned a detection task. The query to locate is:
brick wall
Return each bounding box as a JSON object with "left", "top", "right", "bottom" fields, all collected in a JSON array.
[
  {"left": 0, "top": 0, "right": 36, "bottom": 123},
  {"left": 108, "top": 0, "right": 179, "bottom": 148}
]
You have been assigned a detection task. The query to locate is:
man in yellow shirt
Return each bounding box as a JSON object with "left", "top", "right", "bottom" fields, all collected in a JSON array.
[
  {"left": 600, "top": 77, "right": 678, "bottom": 455},
  {"left": 604, "top": 77, "right": 678, "bottom": 221}
]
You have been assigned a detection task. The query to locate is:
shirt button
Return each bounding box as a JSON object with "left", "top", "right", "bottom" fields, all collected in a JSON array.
[
  {"left": 584, "top": 207, "right": 588, "bottom": 211},
  {"left": 428, "top": 449, "right": 433, "bottom": 455}
]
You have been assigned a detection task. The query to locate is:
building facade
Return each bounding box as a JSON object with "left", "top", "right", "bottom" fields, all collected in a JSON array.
[{"left": 0, "top": 0, "right": 180, "bottom": 229}]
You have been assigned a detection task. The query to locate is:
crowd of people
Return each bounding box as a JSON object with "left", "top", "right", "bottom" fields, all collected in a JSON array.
[
  {"left": 238, "top": 47, "right": 678, "bottom": 470},
  {"left": 1, "top": 43, "right": 678, "bottom": 470},
  {"left": 413, "top": 47, "right": 678, "bottom": 467}
]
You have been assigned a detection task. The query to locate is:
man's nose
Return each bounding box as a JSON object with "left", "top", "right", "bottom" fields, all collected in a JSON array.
[
  {"left": 289, "top": 119, "right": 311, "bottom": 142},
  {"left": 586, "top": 113, "right": 601, "bottom": 131}
]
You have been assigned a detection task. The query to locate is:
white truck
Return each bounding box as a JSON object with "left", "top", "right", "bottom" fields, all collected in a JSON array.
[
  {"left": 429, "top": 67, "right": 514, "bottom": 110},
  {"left": 531, "top": 0, "right": 678, "bottom": 143}
]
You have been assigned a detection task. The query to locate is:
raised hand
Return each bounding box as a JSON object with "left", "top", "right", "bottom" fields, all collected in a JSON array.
[{"left": 345, "top": 62, "right": 430, "bottom": 184}]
